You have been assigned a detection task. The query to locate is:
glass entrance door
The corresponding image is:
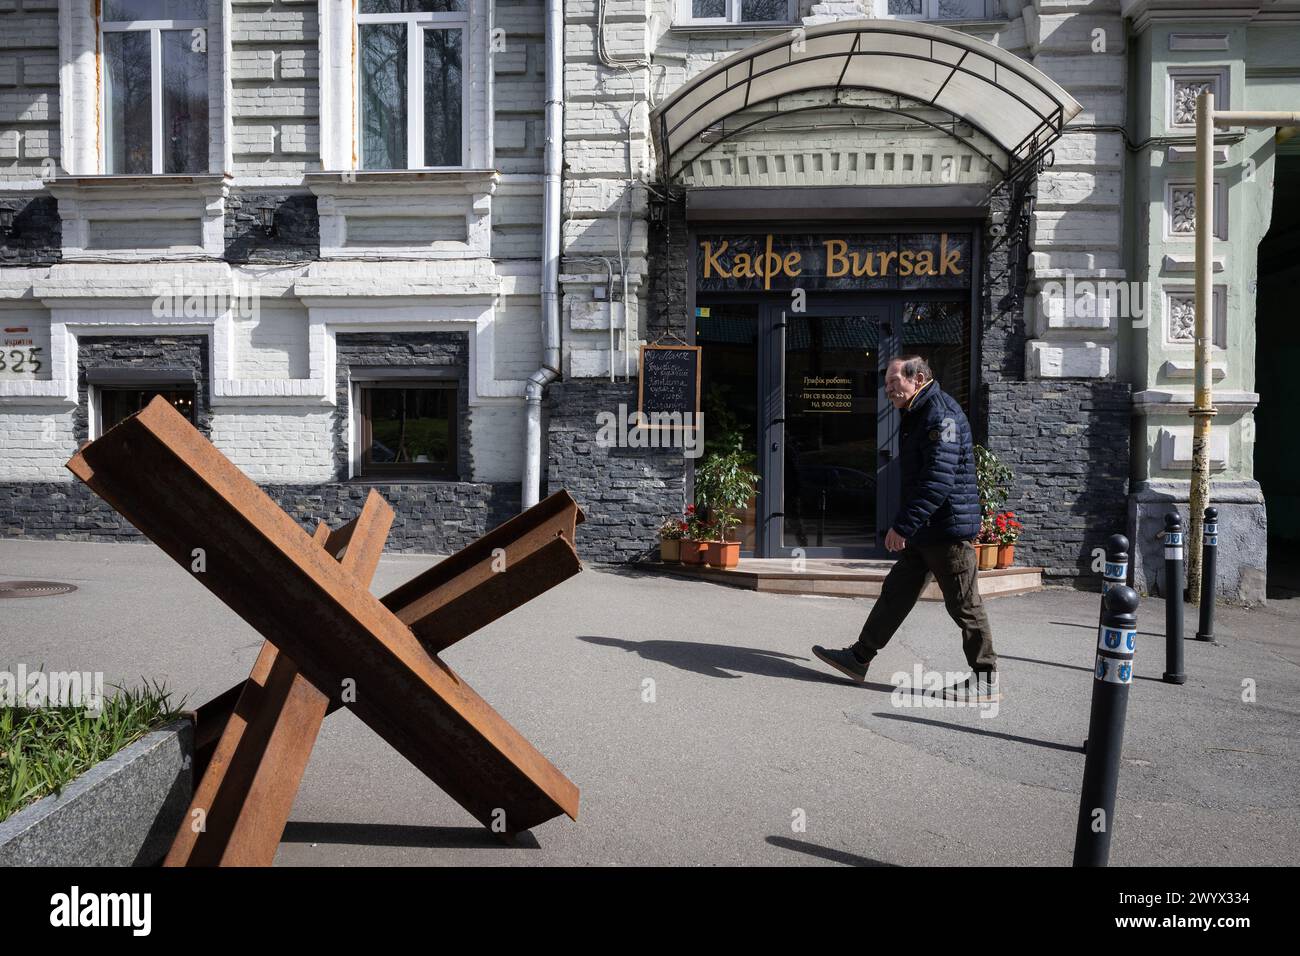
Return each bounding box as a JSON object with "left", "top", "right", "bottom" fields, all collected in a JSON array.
[{"left": 760, "top": 302, "right": 898, "bottom": 557}]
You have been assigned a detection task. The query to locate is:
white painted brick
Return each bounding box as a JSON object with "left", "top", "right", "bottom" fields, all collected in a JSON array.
[
  {"left": 1033, "top": 53, "right": 1126, "bottom": 91},
  {"left": 21, "top": 127, "right": 51, "bottom": 158},
  {"left": 1028, "top": 341, "right": 1112, "bottom": 379},
  {"left": 0, "top": 408, "right": 77, "bottom": 481},
  {"left": 279, "top": 49, "right": 318, "bottom": 80},
  {"left": 231, "top": 87, "right": 317, "bottom": 119},
  {"left": 279, "top": 123, "right": 318, "bottom": 154},
  {"left": 210, "top": 409, "right": 335, "bottom": 481},
  {"left": 232, "top": 49, "right": 276, "bottom": 82},
  {"left": 21, "top": 52, "right": 60, "bottom": 86},
  {"left": 493, "top": 296, "right": 542, "bottom": 379},
  {"left": 496, "top": 119, "right": 528, "bottom": 151},
  {"left": 0, "top": 91, "right": 51, "bottom": 123},
  {"left": 233, "top": 306, "right": 309, "bottom": 379},
  {"left": 234, "top": 124, "right": 276, "bottom": 155},
  {"left": 230, "top": 9, "right": 317, "bottom": 44},
  {"left": 468, "top": 402, "right": 525, "bottom": 482}
]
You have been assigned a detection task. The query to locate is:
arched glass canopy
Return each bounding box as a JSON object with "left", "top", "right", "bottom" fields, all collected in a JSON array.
[{"left": 652, "top": 19, "right": 1083, "bottom": 183}]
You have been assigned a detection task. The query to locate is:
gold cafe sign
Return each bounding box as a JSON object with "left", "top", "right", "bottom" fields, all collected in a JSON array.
[{"left": 696, "top": 232, "right": 972, "bottom": 293}]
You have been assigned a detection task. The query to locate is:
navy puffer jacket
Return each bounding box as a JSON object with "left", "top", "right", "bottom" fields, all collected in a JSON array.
[{"left": 890, "top": 379, "right": 981, "bottom": 545}]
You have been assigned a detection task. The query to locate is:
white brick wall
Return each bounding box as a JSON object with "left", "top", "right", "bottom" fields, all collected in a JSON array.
[
  {"left": 209, "top": 408, "right": 335, "bottom": 481},
  {"left": 493, "top": 296, "right": 542, "bottom": 380},
  {"left": 0, "top": 406, "right": 76, "bottom": 481},
  {"left": 467, "top": 402, "right": 525, "bottom": 483},
  {"left": 0, "top": 0, "right": 60, "bottom": 181},
  {"left": 233, "top": 306, "right": 310, "bottom": 379}
]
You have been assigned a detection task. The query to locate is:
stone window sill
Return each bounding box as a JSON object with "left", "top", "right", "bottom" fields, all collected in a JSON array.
[{"left": 304, "top": 170, "right": 499, "bottom": 196}]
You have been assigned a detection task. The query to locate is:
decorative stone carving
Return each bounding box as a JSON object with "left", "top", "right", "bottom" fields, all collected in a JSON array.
[
  {"left": 1172, "top": 80, "right": 1213, "bottom": 126},
  {"left": 1168, "top": 294, "right": 1195, "bottom": 342},
  {"left": 1170, "top": 188, "right": 1197, "bottom": 234}
]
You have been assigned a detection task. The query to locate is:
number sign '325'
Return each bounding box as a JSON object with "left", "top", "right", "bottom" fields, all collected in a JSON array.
[{"left": 0, "top": 347, "right": 43, "bottom": 376}]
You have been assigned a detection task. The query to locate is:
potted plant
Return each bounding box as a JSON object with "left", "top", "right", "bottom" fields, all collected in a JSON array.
[
  {"left": 974, "top": 445, "right": 1014, "bottom": 570},
  {"left": 994, "top": 510, "right": 1021, "bottom": 568},
  {"left": 658, "top": 515, "right": 686, "bottom": 563},
  {"left": 694, "top": 450, "right": 760, "bottom": 570},
  {"left": 679, "top": 505, "right": 709, "bottom": 565},
  {"left": 976, "top": 521, "right": 1000, "bottom": 570}
]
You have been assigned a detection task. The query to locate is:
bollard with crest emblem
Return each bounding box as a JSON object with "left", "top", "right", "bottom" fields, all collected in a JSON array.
[{"left": 1074, "top": 585, "right": 1140, "bottom": 867}]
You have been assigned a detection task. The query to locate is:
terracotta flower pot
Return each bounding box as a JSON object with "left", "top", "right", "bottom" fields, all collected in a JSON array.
[
  {"left": 996, "top": 543, "right": 1015, "bottom": 569},
  {"left": 977, "top": 543, "right": 999, "bottom": 570},
  {"left": 659, "top": 538, "right": 681, "bottom": 563},
  {"left": 704, "top": 539, "right": 740, "bottom": 569},
  {"left": 680, "top": 539, "right": 707, "bottom": 565}
]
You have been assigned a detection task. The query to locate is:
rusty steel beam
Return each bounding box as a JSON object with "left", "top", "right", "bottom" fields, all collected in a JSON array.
[
  {"left": 68, "top": 397, "right": 580, "bottom": 836},
  {"left": 167, "top": 492, "right": 393, "bottom": 866},
  {"left": 192, "top": 494, "right": 586, "bottom": 748},
  {"left": 383, "top": 489, "right": 584, "bottom": 654}
]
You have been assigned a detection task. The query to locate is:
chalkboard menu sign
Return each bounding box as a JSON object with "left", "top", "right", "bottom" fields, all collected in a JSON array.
[{"left": 637, "top": 344, "right": 701, "bottom": 429}]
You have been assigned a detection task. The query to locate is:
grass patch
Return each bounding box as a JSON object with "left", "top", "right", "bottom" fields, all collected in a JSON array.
[{"left": 0, "top": 681, "right": 184, "bottom": 823}]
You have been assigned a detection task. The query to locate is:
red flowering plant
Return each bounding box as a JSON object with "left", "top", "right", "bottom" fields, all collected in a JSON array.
[
  {"left": 658, "top": 515, "right": 686, "bottom": 541},
  {"left": 682, "top": 504, "right": 710, "bottom": 541},
  {"left": 994, "top": 511, "right": 1022, "bottom": 545}
]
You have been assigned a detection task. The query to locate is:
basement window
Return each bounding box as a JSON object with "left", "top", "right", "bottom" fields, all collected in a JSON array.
[
  {"left": 360, "top": 384, "right": 458, "bottom": 479},
  {"left": 97, "top": 385, "right": 197, "bottom": 436}
]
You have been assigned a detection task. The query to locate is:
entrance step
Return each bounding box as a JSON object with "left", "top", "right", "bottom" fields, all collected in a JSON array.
[{"left": 646, "top": 557, "right": 1042, "bottom": 600}]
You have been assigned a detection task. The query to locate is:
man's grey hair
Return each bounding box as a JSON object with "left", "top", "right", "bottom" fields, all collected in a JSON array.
[{"left": 889, "top": 354, "right": 932, "bottom": 381}]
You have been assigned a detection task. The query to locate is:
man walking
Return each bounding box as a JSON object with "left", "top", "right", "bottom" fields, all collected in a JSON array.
[{"left": 812, "top": 355, "right": 1001, "bottom": 702}]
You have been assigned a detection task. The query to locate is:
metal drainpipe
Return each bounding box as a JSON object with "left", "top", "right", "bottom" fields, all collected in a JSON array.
[{"left": 523, "top": 0, "right": 564, "bottom": 510}]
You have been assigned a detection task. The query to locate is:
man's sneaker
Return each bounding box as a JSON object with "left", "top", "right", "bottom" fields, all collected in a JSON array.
[
  {"left": 812, "top": 645, "right": 869, "bottom": 684},
  {"left": 933, "top": 671, "right": 1003, "bottom": 704}
]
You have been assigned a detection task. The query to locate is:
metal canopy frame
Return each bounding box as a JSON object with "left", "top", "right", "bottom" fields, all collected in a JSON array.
[{"left": 652, "top": 19, "right": 1083, "bottom": 183}]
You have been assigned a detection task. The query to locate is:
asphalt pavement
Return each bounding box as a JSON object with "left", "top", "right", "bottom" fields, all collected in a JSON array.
[{"left": 2, "top": 538, "right": 1297, "bottom": 866}]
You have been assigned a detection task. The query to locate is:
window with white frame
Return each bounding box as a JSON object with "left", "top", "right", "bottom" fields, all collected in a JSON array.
[
  {"left": 677, "top": 1, "right": 796, "bottom": 26},
  {"left": 874, "top": 0, "right": 996, "bottom": 18},
  {"left": 358, "top": 1, "right": 466, "bottom": 170},
  {"left": 101, "top": 1, "right": 211, "bottom": 175}
]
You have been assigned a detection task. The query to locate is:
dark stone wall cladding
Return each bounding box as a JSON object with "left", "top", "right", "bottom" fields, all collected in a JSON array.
[
  {"left": 982, "top": 380, "right": 1131, "bottom": 581},
  {"left": 333, "top": 332, "right": 472, "bottom": 482},
  {"left": 224, "top": 192, "right": 320, "bottom": 263},
  {"left": 546, "top": 380, "right": 686, "bottom": 563},
  {"left": 645, "top": 188, "right": 690, "bottom": 340},
  {"left": 980, "top": 176, "right": 1036, "bottom": 386},
  {"left": 0, "top": 481, "right": 520, "bottom": 554},
  {"left": 0, "top": 196, "right": 62, "bottom": 265},
  {"left": 76, "top": 335, "right": 211, "bottom": 443}
]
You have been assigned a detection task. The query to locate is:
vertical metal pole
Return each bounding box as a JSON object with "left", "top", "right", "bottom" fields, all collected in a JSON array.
[
  {"left": 1188, "top": 90, "right": 1216, "bottom": 604},
  {"left": 1074, "top": 585, "right": 1140, "bottom": 867},
  {"left": 1196, "top": 507, "right": 1218, "bottom": 641},
  {"left": 1162, "top": 512, "right": 1186, "bottom": 685}
]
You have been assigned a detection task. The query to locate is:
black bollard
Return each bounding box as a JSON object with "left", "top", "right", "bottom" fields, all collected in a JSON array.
[
  {"left": 1100, "top": 533, "right": 1129, "bottom": 611},
  {"left": 1162, "top": 512, "right": 1186, "bottom": 685},
  {"left": 1196, "top": 507, "right": 1218, "bottom": 642},
  {"left": 1085, "top": 534, "right": 1131, "bottom": 755},
  {"left": 1074, "top": 585, "right": 1140, "bottom": 867}
]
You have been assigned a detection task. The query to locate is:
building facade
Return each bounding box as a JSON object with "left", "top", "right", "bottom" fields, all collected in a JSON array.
[{"left": 2, "top": 1, "right": 1297, "bottom": 600}]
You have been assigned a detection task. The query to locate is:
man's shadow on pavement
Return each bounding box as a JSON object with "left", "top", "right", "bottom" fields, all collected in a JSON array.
[{"left": 578, "top": 635, "right": 896, "bottom": 692}]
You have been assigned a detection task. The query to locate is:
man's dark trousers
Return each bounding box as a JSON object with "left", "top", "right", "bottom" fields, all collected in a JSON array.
[{"left": 853, "top": 540, "right": 997, "bottom": 672}]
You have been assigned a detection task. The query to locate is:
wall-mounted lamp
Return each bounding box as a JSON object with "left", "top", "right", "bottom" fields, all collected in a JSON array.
[
  {"left": 255, "top": 202, "right": 277, "bottom": 237},
  {"left": 647, "top": 193, "right": 667, "bottom": 224},
  {"left": 0, "top": 207, "right": 15, "bottom": 238}
]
